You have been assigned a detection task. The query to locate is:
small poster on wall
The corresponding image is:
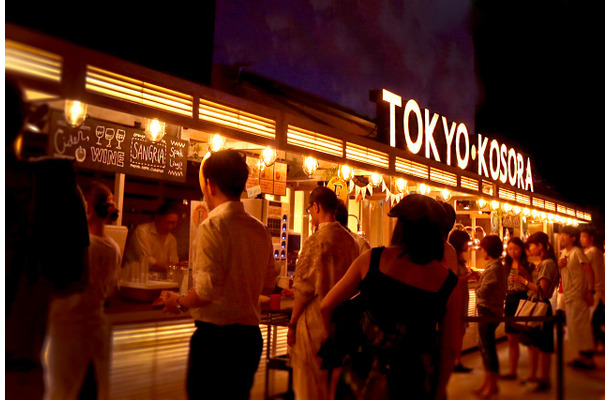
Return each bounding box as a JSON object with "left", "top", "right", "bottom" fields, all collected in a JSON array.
[{"left": 245, "top": 156, "right": 287, "bottom": 196}]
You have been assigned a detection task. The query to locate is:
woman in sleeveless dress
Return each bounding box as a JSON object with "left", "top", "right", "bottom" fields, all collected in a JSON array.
[{"left": 319, "top": 194, "right": 462, "bottom": 400}]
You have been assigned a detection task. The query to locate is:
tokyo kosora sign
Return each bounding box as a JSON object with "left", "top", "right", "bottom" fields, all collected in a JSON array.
[{"left": 378, "top": 89, "right": 534, "bottom": 192}]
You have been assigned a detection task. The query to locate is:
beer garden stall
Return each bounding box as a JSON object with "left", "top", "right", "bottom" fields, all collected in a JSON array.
[{"left": 5, "top": 24, "right": 593, "bottom": 399}]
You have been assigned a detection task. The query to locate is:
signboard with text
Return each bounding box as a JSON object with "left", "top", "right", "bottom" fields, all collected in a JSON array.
[
  {"left": 49, "top": 110, "right": 187, "bottom": 182},
  {"left": 374, "top": 89, "right": 534, "bottom": 192}
]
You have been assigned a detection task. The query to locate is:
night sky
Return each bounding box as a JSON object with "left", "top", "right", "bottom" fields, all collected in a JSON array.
[
  {"left": 212, "top": 0, "right": 606, "bottom": 225},
  {"left": 6, "top": 0, "right": 606, "bottom": 227}
]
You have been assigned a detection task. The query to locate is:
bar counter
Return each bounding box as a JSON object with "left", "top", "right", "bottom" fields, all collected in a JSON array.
[{"left": 105, "top": 294, "right": 192, "bottom": 325}]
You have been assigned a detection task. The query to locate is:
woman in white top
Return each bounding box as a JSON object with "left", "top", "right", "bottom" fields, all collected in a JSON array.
[{"left": 44, "top": 182, "right": 122, "bottom": 400}]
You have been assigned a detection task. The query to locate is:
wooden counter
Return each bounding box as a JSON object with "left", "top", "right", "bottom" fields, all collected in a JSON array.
[{"left": 105, "top": 295, "right": 192, "bottom": 325}]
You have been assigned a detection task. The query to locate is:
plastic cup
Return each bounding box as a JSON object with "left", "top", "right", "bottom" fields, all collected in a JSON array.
[{"left": 270, "top": 294, "right": 281, "bottom": 310}]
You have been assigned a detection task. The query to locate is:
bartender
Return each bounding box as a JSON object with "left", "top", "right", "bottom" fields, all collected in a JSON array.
[{"left": 123, "top": 202, "right": 188, "bottom": 276}]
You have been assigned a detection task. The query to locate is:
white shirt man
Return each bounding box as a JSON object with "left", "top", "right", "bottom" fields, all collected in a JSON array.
[{"left": 160, "top": 150, "right": 277, "bottom": 399}]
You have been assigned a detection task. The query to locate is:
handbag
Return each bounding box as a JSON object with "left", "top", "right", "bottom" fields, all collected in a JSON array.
[{"left": 514, "top": 294, "right": 549, "bottom": 330}]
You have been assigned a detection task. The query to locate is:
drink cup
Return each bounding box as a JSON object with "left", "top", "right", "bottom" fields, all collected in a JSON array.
[{"left": 270, "top": 294, "right": 281, "bottom": 311}]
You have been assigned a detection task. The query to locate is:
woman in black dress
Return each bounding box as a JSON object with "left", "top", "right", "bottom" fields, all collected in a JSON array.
[{"left": 319, "top": 194, "right": 461, "bottom": 400}]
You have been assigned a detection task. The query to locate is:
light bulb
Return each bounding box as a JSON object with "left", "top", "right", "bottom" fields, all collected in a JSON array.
[
  {"left": 490, "top": 200, "right": 500, "bottom": 210},
  {"left": 477, "top": 198, "right": 487, "bottom": 209},
  {"left": 503, "top": 203, "right": 512, "bottom": 213},
  {"left": 531, "top": 209, "right": 539, "bottom": 219},
  {"left": 145, "top": 118, "right": 165, "bottom": 142},
  {"left": 370, "top": 173, "right": 383, "bottom": 188},
  {"left": 522, "top": 208, "right": 531, "bottom": 216},
  {"left": 260, "top": 147, "right": 277, "bottom": 167},
  {"left": 440, "top": 188, "right": 451, "bottom": 201},
  {"left": 302, "top": 156, "right": 319, "bottom": 177},
  {"left": 209, "top": 134, "right": 226, "bottom": 152},
  {"left": 339, "top": 164, "right": 354, "bottom": 181},
  {"left": 395, "top": 178, "right": 409, "bottom": 193},
  {"left": 64, "top": 100, "right": 88, "bottom": 128},
  {"left": 513, "top": 205, "right": 522, "bottom": 215},
  {"left": 417, "top": 183, "right": 430, "bottom": 195}
]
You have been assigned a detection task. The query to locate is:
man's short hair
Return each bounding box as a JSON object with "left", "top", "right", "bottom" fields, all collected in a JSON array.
[
  {"left": 480, "top": 234, "right": 503, "bottom": 259},
  {"left": 335, "top": 199, "right": 348, "bottom": 227},
  {"left": 202, "top": 149, "right": 249, "bottom": 198},
  {"left": 156, "top": 201, "right": 180, "bottom": 217},
  {"left": 309, "top": 186, "right": 338, "bottom": 214},
  {"left": 580, "top": 226, "right": 597, "bottom": 239}
]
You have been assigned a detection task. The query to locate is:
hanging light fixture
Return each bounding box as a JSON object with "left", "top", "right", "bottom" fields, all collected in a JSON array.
[
  {"left": 145, "top": 118, "right": 165, "bottom": 142},
  {"left": 208, "top": 134, "right": 226, "bottom": 152},
  {"left": 490, "top": 200, "right": 500, "bottom": 210},
  {"left": 260, "top": 147, "right": 277, "bottom": 167},
  {"left": 395, "top": 177, "right": 409, "bottom": 194},
  {"left": 531, "top": 209, "right": 540, "bottom": 219},
  {"left": 539, "top": 211, "right": 547, "bottom": 221},
  {"left": 370, "top": 173, "right": 383, "bottom": 188},
  {"left": 417, "top": 183, "right": 430, "bottom": 196},
  {"left": 302, "top": 155, "right": 319, "bottom": 177},
  {"left": 64, "top": 100, "right": 88, "bottom": 128},
  {"left": 440, "top": 188, "right": 452, "bottom": 201},
  {"left": 503, "top": 203, "right": 513, "bottom": 213},
  {"left": 513, "top": 205, "right": 522, "bottom": 215},
  {"left": 338, "top": 164, "right": 355, "bottom": 181},
  {"left": 522, "top": 208, "right": 531, "bottom": 217}
]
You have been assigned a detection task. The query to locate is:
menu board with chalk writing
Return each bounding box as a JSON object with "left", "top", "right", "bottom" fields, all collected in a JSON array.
[{"left": 48, "top": 110, "right": 187, "bottom": 182}]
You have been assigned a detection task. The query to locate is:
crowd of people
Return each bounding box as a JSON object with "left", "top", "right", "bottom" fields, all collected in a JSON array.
[{"left": 5, "top": 79, "right": 604, "bottom": 399}]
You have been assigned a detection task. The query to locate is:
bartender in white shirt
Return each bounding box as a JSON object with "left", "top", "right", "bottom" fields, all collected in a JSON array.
[{"left": 124, "top": 202, "right": 188, "bottom": 276}]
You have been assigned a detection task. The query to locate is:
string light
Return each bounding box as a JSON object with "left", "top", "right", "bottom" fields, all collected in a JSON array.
[
  {"left": 395, "top": 177, "right": 408, "bottom": 193},
  {"left": 522, "top": 208, "right": 531, "bottom": 217},
  {"left": 477, "top": 198, "right": 487, "bottom": 209},
  {"left": 370, "top": 173, "right": 383, "bottom": 188},
  {"left": 145, "top": 118, "right": 165, "bottom": 142},
  {"left": 417, "top": 183, "right": 430, "bottom": 195},
  {"left": 209, "top": 134, "right": 226, "bottom": 152},
  {"left": 302, "top": 156, "right": 319, "bottom": 177},
  {"left": 260, "top": 147, "right": 277, "bottom": 167},
  {"left": 490, "top": 200, "right": 500, "bottom": 210},
  {"left": 440, "top": 188, "right": 452, "bottom": 201},
  {"left": 64, "top": 100, "right": 88, "bottom": 128},
  {"left": 503, "top": 203, "right": 513, "bottom": 213},
  {"left": 338, "top": 164, "right": 354, "bottom": 181}
]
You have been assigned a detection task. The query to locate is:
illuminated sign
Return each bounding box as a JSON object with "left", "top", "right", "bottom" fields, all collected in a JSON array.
[{"left": 378, "top": 89, "right": 534, "bottom": 192}]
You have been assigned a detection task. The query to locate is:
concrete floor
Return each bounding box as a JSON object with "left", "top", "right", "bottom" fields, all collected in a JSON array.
[{"left": 446, "top": 339, "right": 605, "bottom": 400}]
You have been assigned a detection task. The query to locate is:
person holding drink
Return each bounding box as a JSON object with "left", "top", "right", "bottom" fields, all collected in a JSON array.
[
  {"left": 513, "top": 232, "right": 559, "bottom": 392},
  {"left": 501, "top": 237, "right": 534, "bottom": 380}
]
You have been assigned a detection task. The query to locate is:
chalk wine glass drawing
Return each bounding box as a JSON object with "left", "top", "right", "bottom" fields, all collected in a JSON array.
[
  {"left": 105, "top": 128, "right": 115, "bottom": 147},
  {"left": 115, "top": 129, "right": 126, "bottom": 149},
  {"left": 95, "top": 125, "right": 105, "bottom": 145}
]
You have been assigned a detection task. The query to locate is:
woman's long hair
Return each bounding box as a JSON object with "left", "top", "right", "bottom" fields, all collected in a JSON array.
[
  {"left": 504, "top": 237, "right": 529, "bottom": 269},
  {"left": 526, "top": 231, "right": 558, "bottom": 264}
]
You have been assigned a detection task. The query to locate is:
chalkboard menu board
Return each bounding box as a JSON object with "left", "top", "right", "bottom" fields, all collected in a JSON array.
[{"left": 48, "top": 110, "right": 187, "bottom": 182}]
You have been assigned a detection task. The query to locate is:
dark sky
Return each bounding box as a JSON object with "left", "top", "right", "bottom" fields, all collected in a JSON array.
[
  {"left": 7, "top": 0, "right": 605, "bottom": 224},
  {"left": 212, "top": 0, "right": 606, "bottom": 222}
]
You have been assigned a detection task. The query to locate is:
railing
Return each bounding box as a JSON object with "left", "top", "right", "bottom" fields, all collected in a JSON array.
[{"left": 465, "top": 310, "right": 567, "bottom": 400}]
